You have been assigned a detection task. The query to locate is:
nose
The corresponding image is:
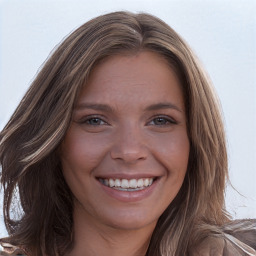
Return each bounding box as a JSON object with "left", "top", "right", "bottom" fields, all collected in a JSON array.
[{"left": 110, "top": 125, "right": 148, "bottom": 164}]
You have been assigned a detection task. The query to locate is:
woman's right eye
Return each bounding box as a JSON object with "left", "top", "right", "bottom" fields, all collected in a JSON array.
[{"left": 83, "top": 117, "right": 107, "bottom": 126}]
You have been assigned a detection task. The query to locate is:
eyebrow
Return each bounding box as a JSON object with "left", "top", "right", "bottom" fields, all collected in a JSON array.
[
  {"left": 75, "top": 102, "right": 182, "bottom": 113},
  {"left": 74, "top": 103, "right": 114, "bottom": 112},
  {"left": 145, "top": 103, "right": 182, "bottom": 113}
]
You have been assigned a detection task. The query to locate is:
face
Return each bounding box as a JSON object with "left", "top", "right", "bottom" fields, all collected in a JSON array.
[{"left": 60, "top": 51, "right": 190, "bottom": 231}]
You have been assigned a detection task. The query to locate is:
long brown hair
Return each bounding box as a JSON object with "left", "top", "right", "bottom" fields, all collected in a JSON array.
[{"left": 0, "top": 11, "right": 229, "bottom": 255}]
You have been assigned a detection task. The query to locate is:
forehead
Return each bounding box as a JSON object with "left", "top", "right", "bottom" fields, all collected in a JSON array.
[{"left": 76, "top": 51, "right": 185, "bottom": 110}]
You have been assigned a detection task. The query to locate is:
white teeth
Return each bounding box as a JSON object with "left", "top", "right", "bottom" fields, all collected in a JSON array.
[
  {"left": 115, "top": 179, "right": 121, "bottom": 187},
  {"left": 137, "top": 179, "right": 144, "bottom": 188},
  {"left": 99, "top": 177, "right": 154, "bottom": 190},
  {"left": 109, "top": 178, "right": 115, "bottom": 187},
  {"left": 121, "top": 179, "right": 129, "bottom": 188},
  {"left": 144, "top": 178, "right": 149, "bottom": 186},
  {"left": 129, "top": 179, "right": 137, "bottom": 188}
]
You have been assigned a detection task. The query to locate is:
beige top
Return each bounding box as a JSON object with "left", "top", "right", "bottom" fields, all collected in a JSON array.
[
  {"left": 192, "top": 233, "right": 256, "bottom": 255},
  {"left": 192, "top": 220, "right": 256, "bottom": 255},
  {"left": 0, "top": 243, "right": 27, "bottom": 255}
]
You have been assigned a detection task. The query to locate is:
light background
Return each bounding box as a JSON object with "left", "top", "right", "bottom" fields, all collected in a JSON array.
[{"left": 0, "top": 0, "right": 255, "bottom": 237}]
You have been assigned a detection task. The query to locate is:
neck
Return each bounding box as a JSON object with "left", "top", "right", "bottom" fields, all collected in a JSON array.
[{"left": 67, "top": 205, "right": 156, "bottom": 256}]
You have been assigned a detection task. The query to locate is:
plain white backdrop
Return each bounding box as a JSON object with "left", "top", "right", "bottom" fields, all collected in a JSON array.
[{"left": 0, "top": 0, "right": 255, "bottom": 237}]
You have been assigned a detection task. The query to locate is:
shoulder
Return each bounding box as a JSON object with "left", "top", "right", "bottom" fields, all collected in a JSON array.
[
  {"left": 0, "top": 243, "right": 27, "bottom": 256},
  {"left": 191, "top": 219, "right": 256, "bottom": 256},
  {"left": 223, "top": 219, "right": 256, "bottom": 255}
]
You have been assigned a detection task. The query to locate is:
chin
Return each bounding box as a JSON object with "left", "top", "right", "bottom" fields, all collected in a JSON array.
[{"left": 99, "top": 208, "right": 159, "bottom": 231}]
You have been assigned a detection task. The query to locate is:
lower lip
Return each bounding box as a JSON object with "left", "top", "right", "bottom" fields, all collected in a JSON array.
[{"left": 97, "top": 179, "right": 159, "bottom": 202}]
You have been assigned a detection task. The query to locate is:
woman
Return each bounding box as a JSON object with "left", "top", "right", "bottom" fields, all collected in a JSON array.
[{"left": 0, "top": 11, "right": 255, "bottom": 256}]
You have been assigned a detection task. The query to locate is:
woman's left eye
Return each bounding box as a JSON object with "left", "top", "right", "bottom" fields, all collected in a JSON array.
[{"left": 148, "top": 116, "right": 177, "bottom": 126}]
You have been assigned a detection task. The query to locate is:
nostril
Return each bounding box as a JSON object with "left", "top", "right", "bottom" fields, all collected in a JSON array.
[{"left": 110, "top": 151, "right": 147, "bottom": 163}]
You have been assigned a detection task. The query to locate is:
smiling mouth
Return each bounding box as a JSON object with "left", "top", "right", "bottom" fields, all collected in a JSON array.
[{"left": 98, "top": 177, "right": 155, "bottom": 191}]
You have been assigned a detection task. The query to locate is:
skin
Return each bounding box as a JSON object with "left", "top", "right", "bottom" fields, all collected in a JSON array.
[{"left": 60, "top": 51, "right": 190, "bottom": 256}]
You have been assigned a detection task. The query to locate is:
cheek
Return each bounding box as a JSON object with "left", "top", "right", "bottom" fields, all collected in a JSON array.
[
  {"left": 150, "top": 130, "right": 190, "bottom": 173},
  {"left": 170, "top": 134, "right": 190, "bottom": 167},
  {"left": 160, "top": 131, "right": 190, "bottom": 197},
  {"left": 60, "top": 127, "right": 110, "bottom": 172}
]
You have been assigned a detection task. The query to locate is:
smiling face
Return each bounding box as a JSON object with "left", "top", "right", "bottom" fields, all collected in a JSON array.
[{"left": 60, "top": 51, "right": 190, "bottom": 232}]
